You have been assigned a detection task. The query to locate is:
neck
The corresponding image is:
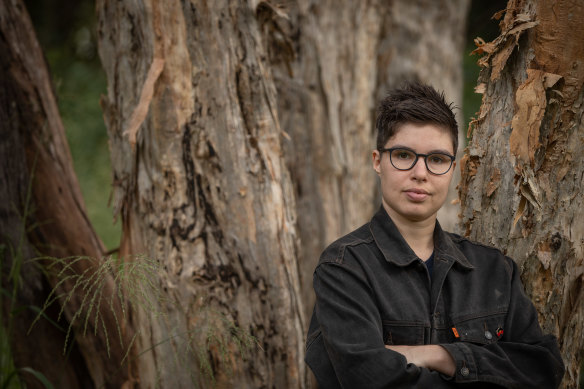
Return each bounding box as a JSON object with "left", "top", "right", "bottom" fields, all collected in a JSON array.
[{"left": 383, "top": 205, "right": 436, "bottom": 260}]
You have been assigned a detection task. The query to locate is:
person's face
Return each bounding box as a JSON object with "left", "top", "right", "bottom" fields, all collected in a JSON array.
[{"left": 372, "top": 123, "right": 456, "bottom": 225}]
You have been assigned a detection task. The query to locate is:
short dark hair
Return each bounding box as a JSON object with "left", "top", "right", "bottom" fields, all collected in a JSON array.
[{"left": 375, "top": 82, "right": 458, "bottom": 156}]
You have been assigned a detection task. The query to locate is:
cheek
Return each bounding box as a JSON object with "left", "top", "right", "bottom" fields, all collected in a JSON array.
[{"left": 380, "top": 170, "right": 401, "bottom": 188}]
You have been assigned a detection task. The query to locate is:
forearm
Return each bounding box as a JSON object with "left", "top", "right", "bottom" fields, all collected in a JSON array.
[
  {"left": 386, "top": 345, "right": 455, "bottom": 376},
  {"left": 314, "top": 265, "right": 455, "bottom": 387},
  {"left": 440, "top": 336, "right": 564, "bottom": 387}
]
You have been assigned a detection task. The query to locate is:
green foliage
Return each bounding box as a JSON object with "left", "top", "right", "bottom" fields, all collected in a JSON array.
[
  {"left": 48, "top": 50, "right": 121, "bottom": 251},
  {"left": 0, "top": 308, "right": 20, "bottom": 389},
  {"left": 26, "top": 0, "right": 120, "bottom": 251},
  {"left": 1, "top": 368, "right": 55, "bottom": 389}
]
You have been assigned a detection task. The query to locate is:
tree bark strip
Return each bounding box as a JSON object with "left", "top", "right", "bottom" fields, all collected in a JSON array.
[{"left": 460, "top": 1, "right": 584, "bottom": 387}]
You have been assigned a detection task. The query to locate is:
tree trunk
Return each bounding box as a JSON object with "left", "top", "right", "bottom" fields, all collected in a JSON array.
[
  {"left": 96, "top": 1, "right": 306, "bottom": 387},
  {"left": 0, "top": 0, "right": 132, "bottom": 387},
  {"left": 459, "top": 1, "right": 584, "bottom": 387}
]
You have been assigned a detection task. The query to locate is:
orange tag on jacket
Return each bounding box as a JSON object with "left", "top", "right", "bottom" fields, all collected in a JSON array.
[{"left": 452, "top": 327, "right": 460, "bottom": 338}]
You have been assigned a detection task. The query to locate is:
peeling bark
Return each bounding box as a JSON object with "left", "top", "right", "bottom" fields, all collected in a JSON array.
[
  {"left": 460, "top": 1, "right": 584, "bottom": 387},
  {"left": 97, "top": 1, "right": 305, "bottom": 387}
]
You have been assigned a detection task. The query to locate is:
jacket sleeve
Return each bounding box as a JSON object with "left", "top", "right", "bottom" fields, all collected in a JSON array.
[
  {"left": 313, "top": 261, "right": 456, "bottom": 388},
  {"left": 440, "top": 258, "right": 565, "bottom": 388}
]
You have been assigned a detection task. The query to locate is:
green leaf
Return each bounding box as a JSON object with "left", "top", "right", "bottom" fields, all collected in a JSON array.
[{"left": 19, "top": 367, "right": 55, "bottom": 389}]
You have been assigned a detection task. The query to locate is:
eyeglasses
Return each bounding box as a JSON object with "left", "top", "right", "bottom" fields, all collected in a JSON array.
[{"left": 379, "top": 147, "right": 455, "bottom": 175}]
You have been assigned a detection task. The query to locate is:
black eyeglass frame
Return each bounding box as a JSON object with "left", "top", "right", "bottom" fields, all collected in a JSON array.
[{"left": 379, "top": 147, "right": 456, "bottom": 175}]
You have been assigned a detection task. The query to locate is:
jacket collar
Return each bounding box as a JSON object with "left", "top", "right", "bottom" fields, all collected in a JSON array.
[{"left": 369, "top": 206, "right": 473, "bottom": 270}]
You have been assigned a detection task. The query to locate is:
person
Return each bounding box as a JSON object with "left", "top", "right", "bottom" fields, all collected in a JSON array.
[{"left": 304, "top": 82, "right": 564, "bottom": 388}]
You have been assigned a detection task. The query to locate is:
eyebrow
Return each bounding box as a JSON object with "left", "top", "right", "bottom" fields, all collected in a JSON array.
[{"left": 390, "top": 144, "right": 454, "bottom": 155}]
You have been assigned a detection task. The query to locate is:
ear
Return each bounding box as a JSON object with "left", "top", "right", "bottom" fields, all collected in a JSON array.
[{"left": 372, "top": 150, "right": 382, "bottom": 175}]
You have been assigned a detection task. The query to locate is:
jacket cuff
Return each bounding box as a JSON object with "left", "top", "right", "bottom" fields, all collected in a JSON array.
[{"left": 440, "top": 343, "right": 477, "bottom": 383}]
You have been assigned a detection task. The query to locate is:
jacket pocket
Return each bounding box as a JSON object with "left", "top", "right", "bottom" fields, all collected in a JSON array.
[
  {"left": 382, "top": 320, "right": 425, "bottom": 345},
  {"left": 451, "top": 312, "right": 506, "bottom": 345}
]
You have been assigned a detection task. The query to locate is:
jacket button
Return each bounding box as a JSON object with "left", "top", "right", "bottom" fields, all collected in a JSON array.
[
  {"left": 484, "top": 330, "right": 493, "bottom": 340},
  {"left": 460, "top": 367, "right": 470, "bottom": 377}
]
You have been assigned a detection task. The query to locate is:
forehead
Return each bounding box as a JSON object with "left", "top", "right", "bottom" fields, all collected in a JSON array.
[{"left": 386, "top": 123, "right": 455, "bottom": 153}]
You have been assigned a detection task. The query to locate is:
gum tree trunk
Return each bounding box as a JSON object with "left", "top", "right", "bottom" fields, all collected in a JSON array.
[
  {"left": 96, "top": 1, "right": 306, "bottom": 387},
  {"left": 459, "top": 1, "right": 584, "bottom": 387}
]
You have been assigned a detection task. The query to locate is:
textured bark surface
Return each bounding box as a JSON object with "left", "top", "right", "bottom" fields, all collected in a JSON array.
[
  {"left": 0, "top": 0, "right": 131, "bottom": 387},
  {"left": 96, "top": 1, "right": 305, "bottom": 387},
  {"left": 460, "top": 1, "right": 584, "bottom": 387}
]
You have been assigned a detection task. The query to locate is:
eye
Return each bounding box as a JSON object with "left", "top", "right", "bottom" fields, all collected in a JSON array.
[
  {"left": 395, "top": 150, "right": 414, "bottom": 160},
  {"left": 428, "top": 154, "right": 449, "bottom": 164}
]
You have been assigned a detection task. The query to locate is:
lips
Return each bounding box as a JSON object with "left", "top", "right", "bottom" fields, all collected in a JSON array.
[{"left": 404, "top": 188, "right": 430, "bottom": 202}]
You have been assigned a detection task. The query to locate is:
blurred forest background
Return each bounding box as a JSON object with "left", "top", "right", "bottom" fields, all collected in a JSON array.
[{"left": 25, "top": 0, "right": 505, "bottom": 251}]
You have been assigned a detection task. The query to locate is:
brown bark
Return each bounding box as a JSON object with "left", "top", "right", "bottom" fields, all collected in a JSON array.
[
  {"left": 97, "top": 1, "right": 305, "bottom": 387},
  {"left": 0, "top": 53, "right": 87, "bottom": 387},
  {"left": 0, "top": 0, "right": 132, "bottom": 387},
  {"left": 459, "top": 1, "right": 584, "bottom": 387}
]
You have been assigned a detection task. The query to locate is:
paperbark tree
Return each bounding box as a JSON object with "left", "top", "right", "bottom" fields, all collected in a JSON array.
[
  {"left": 96, "top": 1, "right": 307, "bottom": 387},
  {"left": 459, "top": 1, "right": 584, "bottom": 387}
]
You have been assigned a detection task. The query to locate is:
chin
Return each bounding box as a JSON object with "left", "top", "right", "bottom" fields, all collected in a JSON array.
[
  {"left": 405, "top": 213, "right": 433, "bottom": 222},
  {"left": 401, "top": 207, "right": 439, "bottom": 223}
]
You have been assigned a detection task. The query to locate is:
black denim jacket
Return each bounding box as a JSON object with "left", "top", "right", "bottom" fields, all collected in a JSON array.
[{"left": 305, "top": 207, "right": 564, "bottom": 388}]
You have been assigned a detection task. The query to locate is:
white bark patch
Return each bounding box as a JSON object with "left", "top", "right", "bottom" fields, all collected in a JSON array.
[
  {"left": 537, "top": 249, "right": 552, "bottom": 270},
  {"left": 125, "top": 58, "right": 165, "bottom": 148}
]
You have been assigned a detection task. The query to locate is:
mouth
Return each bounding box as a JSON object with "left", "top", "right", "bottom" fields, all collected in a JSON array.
[
  {"left": 405, "top": 188, "right": 430, "bottom": 195},
  {"left": 404, "top": 188, "right": 430, "bottom": 201}
]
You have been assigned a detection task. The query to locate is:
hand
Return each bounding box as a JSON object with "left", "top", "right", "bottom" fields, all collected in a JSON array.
[{"left": 385, "top": 345, "right": 456, "bottom": 376}]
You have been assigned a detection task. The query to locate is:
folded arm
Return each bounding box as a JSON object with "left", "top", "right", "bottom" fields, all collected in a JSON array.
[
  {"left": 385, "top": 344, "right": 455, "bottom": 376},
  {"left": 436, "top": 258, "right": 564, "bottom": 388},
  {"left": 313, "top": 262, "right": 455, "bottom": 388}
]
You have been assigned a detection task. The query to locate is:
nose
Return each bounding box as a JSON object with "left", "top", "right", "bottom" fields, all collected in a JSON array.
[{"left": 411, "top": 156, "right": 428, "bottom": 179}]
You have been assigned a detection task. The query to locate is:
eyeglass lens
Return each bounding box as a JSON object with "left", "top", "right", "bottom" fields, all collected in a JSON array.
[{"left": 390, "top": 148, "right": 452, "bottom": 174}]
